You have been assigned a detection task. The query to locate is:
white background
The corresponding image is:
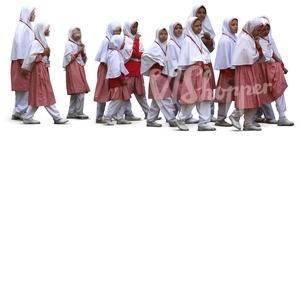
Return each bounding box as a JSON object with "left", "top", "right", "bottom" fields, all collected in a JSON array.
[{"left": 1, "top": 1, "right": 299, "bottom": 300}]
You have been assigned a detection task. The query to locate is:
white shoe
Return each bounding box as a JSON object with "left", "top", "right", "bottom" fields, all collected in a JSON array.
[
  {"left": 54, "top": 118, "right": 68, "bottom": 124},
  {"left": 243, "top": 125, "right": 262, "bottom": 131},
  {"left": 198, "top": 125, "right": 216, "bottom": 131},
  {"left": 185, "top": 117, "right": 199, "bottom": 124},
  {"left": 277, "top": 119, "right": 294, "bottom": 126},
  {"left": 23, "top": 118, "right": 40, "bottom": 124},
  {"left": 104, "top": 118, "right": 114, "bottom": 125},
  {"left": 176, "top": 121, "right": 189, "bottom": 131},
  {"left": 229, "top": 115, "right": 241, "bottom": 130}
]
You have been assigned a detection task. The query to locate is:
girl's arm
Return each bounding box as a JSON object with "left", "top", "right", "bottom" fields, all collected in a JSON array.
[
  {"left": 131, "top": 36, "right": 143, "bottom": 58},
  {"left": 272, "top": 51, "right": 288, "bottom": 74}
]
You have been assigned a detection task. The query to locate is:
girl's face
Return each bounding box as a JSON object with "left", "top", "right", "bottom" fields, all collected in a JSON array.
[
  {"left": 44, "top": 27, "right": 50, "bottom": 36},
  {"left": 131, "top": 22, "right": 138, "bottom": 35},
  {"left": 159, "top": 29, "right": 168, "bottom": 43},
  {"left": 173, "top": 24, "right": 183, "bottom": 38},
  {"left": 113, "top": 27, "right": 121, "bottom": 35},
  {"left": 260, "top": 24, "right": 270, "bottom": 37},
  {"left": 30, "top": 11, "right": 36, "bottom": 22},
  {"left": 252, "top": 25, "right": 263, "bottom": 38},
  {"left": 192, "top": 19, "right": 202, "bottom": 35},
  {"left": 196, "top": 6, "right": 206, "bottom": 22},
  {"left": 230, "top": 19, "right": 238, "bottom": 34},
  {"left": 72, "top": 29, "right": 81, "bottom": 41}
]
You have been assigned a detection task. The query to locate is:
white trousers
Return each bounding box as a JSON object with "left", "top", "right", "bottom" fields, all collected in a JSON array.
[
  {"left": 231, "top": 108, "right": 257, "bottom": 126},
  {"left": 177, "top": 101, "right": 210, "bottom": 126},
  {"left": 68, "top": 93, "right": 85, "bottom": 116},
  {"left": 13, "top": 91, "right": 28, "bottom": 115},
  {"left": 104, "top": 100, "right": 127, "bottom": 121},
  {"left": 24, "top": 104, "right": 62, "bottom": 121},
  {"left": 147, "top": 97, "right": 176, "bottom": 123},
  {"left": 217, "top": 101, "right": 233, "bottom": 121}
]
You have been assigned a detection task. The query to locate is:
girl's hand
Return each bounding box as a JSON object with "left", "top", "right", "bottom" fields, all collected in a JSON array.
[
  {"left": 203, "top": 65, "right": 211, "bottom": 76},
  {"left": 78, "top": 44, "right": 85, "bottom": 53},
  {"left": 43, "top": 47, "right": 50, "bottom": 56},
  {"left": 135, "top": 32, "right": 141, "bottom": 39},
  {"left": 227, "top": 77, "right": 234, "bottom": 85},
  {"left": 203, "top": 32, "right": 211, "bottom": 39}
]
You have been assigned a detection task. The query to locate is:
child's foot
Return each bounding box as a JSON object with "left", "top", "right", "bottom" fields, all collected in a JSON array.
[{"left": 75, "top": 113, "right": 89, "bottom": 119}]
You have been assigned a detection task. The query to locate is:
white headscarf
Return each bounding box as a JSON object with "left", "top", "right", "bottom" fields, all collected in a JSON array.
[
  {"left": 258, "top": 15, "right": 282, "bottom": 60},
  {"left": 231, "top": 18, "right": 263, "bottom": 66},
  {"left": 22, "top": 22, "right": 50, "bottom": 71},
  {"left": 62, "top": 26, "right": 86, "bottom": 69},
  {"left": 106, "top": 34, "right": 128, "bottom": 78},
  {"left": 10, "top": 6, "right": 35, "bottom": 60},
  {"left": 167, "top": 21, "right": 185, "bottom": 70},
  {"left": 178, "top": 17, "right": 211, "bottom": 69},
  {"left": 168, "top": 21, "right": 185, "bottom": 49},
  {"left": 214, "top": 17, "right": 237, "bottom": 70},
  {"left": 95, "top": 21, "right": 122, "bottom": 62},
  {"left": 141, "top": 26, "right": 175, "bottom": 77},
  {"left": 122, "top": 19, "right": 145, "bottom": 63},
  {"left": 186, "top": 4, "right": 216, "bottom": 39}
]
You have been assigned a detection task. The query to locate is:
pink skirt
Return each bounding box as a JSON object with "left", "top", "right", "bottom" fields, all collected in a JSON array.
[
  {"left": 148, "top": 72, "right": 172, "bottom": 101},
  {"left": 93, "top": 63, "right": 110, "bottom": 103},
  {"left": 107, "top": 86, "right": 131, "bottom": 101},
  {"left": 65, "top": 61, "right": 90, "bottom": 95},
  {"left": 170, "top": 76, "right": 182, "bottom": 101},
  {"left": 234, "top": 63, "right": 287, "bottom": 109},
  {"left": 11, "top": 60, "right": 31, "bottom": 92},
  {"left": 180, "top": 64, "right": 213, "bottom": 105},
  {"left": 214, "top": 72, "right": 235, "bottom": 103},
  {"left": 126, "top": 75, "right": 146, "bottom": 95}
]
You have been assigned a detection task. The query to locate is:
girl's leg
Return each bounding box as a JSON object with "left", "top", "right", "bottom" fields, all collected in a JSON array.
[
  {"left": 104, "top": 100, "right": 123, "bottom": 125},
  {"left": 75, "top": 93, "right": 88, "bottom": 118},
  {"left": 124, "top": 100, "right": 141, "bottom": 121},
  {"left": 147, "top": 100, "right": 161, "bottom": 123},
  {"left": 243, "top": 108, "right": 261, "bottom": 130},
  {"left": 276, "top": 94, "right": 294, "bottom": 126},
  {"left": 177, "top": 104, "right": 194, "bottom": 124},
  {"left": 45, "top": 104, "right": 68, "bottom": 124},
  {"left": 134, "top": 93, "right": 150, "bottom": 116},
  {"left": 67, "top": 94, "right": 77, "bottom": 117},
  {"left": 197, "top": 101, "right": 216, "bottom": 130},
  {"left": 215, "top": 101, "right": 232, "bottom": 126},
  {"left": 23, "top": 105, "right": 40, "bottom": 124},
  {"left": 96, "top": 102, "right": 106, "bottom": 122},
  {"left": 13, "top": 91, "right": 28, "bottom": 117}
]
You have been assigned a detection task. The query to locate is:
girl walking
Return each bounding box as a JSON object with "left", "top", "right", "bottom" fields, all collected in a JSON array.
[
  {"left": 63, "top": 26, "right": 90, "bottom": 120},
  {"left": 21, "top": 22, "right": 68, "bottom": 124}
]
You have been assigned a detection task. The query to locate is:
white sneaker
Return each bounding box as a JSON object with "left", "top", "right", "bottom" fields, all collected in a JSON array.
[{"left": 54, "top": 118, "right": 69, "bottom": 124}]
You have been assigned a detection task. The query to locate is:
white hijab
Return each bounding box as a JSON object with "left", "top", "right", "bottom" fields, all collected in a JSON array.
[
  {"left": 22, "top": 22, "right": 50, "bottom": 71},
  {"left": 231, "top": 18, "right": 263, "bottom": 66},
  {"left": 186, "top": 4, "right": 216, "bottom": 39},
  {"left": 141, "top": 26, "right": 175, "bottom": 77},
  {"left": 122, "top": 19, "right": 145, "bottom": 63},
  {"left": 178, "top": 17, "right": 211, "bottom": 69},
  {"left": 95, "top": 21, "right": 122, "bottom": 62},
  {"left": 167, "top": 21, "right": 185, "bottom": 70},
  {"left": 62, "top": 26, "right": 86, "bottom": 69},
  {"left": 214, "top": 17, "right": 237, "bottom": 70},
  {"left": 106, "top": 34, "right": 128, "bottom": 78},
  {"left": 258, "top": 15, "right": 282, "bottom": 60},
  {"left": 10, "top": 6, "right": 35, "bottom": 60}
]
